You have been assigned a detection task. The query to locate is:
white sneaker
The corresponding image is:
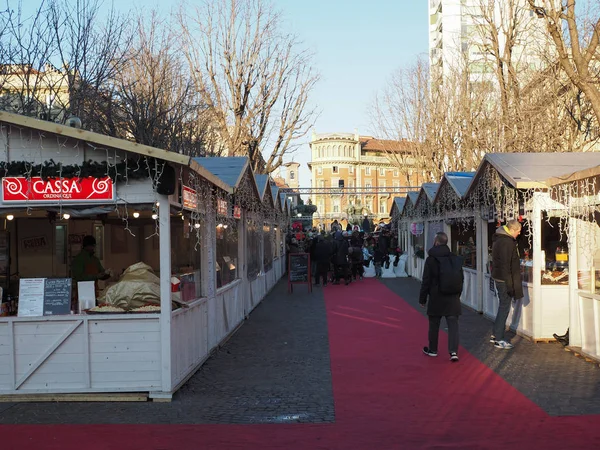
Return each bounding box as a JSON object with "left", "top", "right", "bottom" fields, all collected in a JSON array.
[
  {"left": 494, "top": 340, "right": 514, "bottom": 349},
  {"left": 489, "top": 335, "right": 496, "bottom": 343}
]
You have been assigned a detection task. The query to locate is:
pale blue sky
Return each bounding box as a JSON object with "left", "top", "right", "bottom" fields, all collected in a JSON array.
[{"left": 141, "top": 0, "right": 429, "bottom": 182}]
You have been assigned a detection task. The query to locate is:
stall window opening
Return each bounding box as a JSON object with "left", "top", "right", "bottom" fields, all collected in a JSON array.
[
  {"left": 171, "top": 216, "right": 202, "bottom": 301},
  {"left": 246, "top": 218, "right": 261, "bottom": 281},
  {"left": 263, "top": 223, "right": 273, "bottom": 272},
  {"left": 217, "top": 220, "right": 238, "bottom": 289}
]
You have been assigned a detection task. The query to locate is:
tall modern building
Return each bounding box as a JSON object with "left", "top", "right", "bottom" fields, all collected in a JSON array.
[
  {"left": 429, "top": 0, "right": 552, "bottom": 83},
  {"left": 308, "top": 132, "right": 420, "bottom": 229}
]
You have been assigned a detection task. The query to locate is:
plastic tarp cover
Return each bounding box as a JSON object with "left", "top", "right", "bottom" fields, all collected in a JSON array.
[
  {"left": 98, "top": 262, "right": 161, "bottom": 309},
  {"left": 363, "top": 261, "right": 376, "bottom": 278},
  {"left": 381, "top": 256, "right": 397, "bottom": 278}
]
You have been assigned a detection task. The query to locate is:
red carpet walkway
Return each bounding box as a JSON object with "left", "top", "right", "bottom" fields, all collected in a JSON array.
[{"left": 3, "top": 279, "right": 600, "bottom": 449}]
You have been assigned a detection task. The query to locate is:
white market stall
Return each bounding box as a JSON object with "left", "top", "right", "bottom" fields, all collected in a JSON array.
[
  {"left": 464, "top": 153, "right": 600, "bottom": 341},
  {"left": 397, "top": 192, "right": 423, "bottom": 279},
  {"left": 409, "top": 184, "right": 440, "bottom": 282},
  {"left": 547, "top": 166, "right": 600, "bottom": 357},
  {"left": 0, "top": 112, "right": 285, "bottom": 399},
  {"left": 431, "top": 172, "right": 479, "bottom": 311}
]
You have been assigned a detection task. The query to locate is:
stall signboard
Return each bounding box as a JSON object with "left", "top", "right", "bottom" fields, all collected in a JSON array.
[
  {"left": 18, "top": 278, "right": 72, "bottom": 317},
  {"left": 233, "top": 205, "right": 241, "bottom": 219},
  {"left": 182, "top": 185, "right": 198, "bottom": 210},
  {"left": 410, "top": 222, "right": 424, "bottom": 236},
  {"left": 2, "top": 177, "right": 114, "bottom": 203},
  {"left": 288, "top": 252, "right": 311, "bottom": 293},
  {"left": 43, "top": 278, "right": 72, "bottom": 316},
  {"left": 217, "top": 199, "right": 228, "bottom": 216}
]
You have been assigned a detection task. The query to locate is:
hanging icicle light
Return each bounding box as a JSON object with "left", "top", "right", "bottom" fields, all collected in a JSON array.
[
  {"left": 62, "top": 213, "right": 70, "bottom": 220},
  {"left": 151, "top": 213, "right": 158, "bottom": 220},
  {"left": 133, "top": 212, "right": 140, "bottom": 219}
]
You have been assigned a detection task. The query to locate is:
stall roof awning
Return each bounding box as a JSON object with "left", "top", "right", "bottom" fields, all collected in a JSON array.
[
  {"left": 191, "top": 156, "right": 249, "bottom": 191},
  {"left": 390, "top": 197, "right": 406, "bottom": 217},
  {"left": 401, "top": 192, "right": 420, "bottom": 215},
  {"left": 546, "top": 164, "right": 600, "bottom": 185},
  {"left": 475, "top": 153, "right": 600, "bottom": 191},
  {"left": 420, "top": 183, "right": 440, "bottom": 204},
  {"left": 0, "top": 110, "right": 233, "bottom": 193},
  {"left": 445, "top": 172, "right": 475, "bottom": 197},
  {"left": 254, "top": 174, "right": 270, "bottom": 200}
]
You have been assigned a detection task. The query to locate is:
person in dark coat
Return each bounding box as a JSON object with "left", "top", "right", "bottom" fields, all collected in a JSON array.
[
  {"left": 491, "top": 219, "right": 523, "bottom": 349},
  {"left": 419, "top": 232, "right": 463, "bottom": 362},
  {"left": 331, "top": 220, "right": 339, "bottom": 232},
  {"left": 313, "top": 236, "right": 332, "bottom": 286},
  {"left": 332, "top": 232, "right": 350, "bottom": 285},
  {"left": 362, "top": 216, "right": 371, "bottom": 234}
]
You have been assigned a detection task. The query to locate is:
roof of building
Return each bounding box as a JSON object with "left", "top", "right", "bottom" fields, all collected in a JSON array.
[
  {"left": 360, "top": 137, "right": 410, "bottom": 153},
  {"left": 422, "top": 183, "right": 440, "bottom": 202},
  {"left": 445, "top": 172, "right": 476, "bottom": 197},
  {"left": 467, "top": 153, "right": 600, "bottom": 196},
  {"left": 390, "top": 197, "right": 407, "bottom": 216},
  {"left": 191, "top": 156, "right": 249, "bottom": 190},
  {"left": 401, "top": 192, "right": 420, "bottom": 215},
  {"left": 546, "top": 164, "right": 600, "bottom": 185},
  {"left": 270, "top": 183, "right": 281, "bottom": 209},
  {"left": 0, "top": 110, "right": 231, "bottom": 193},
  {"left": 254, "top": 174, "right": 270, "bottom": 200}
]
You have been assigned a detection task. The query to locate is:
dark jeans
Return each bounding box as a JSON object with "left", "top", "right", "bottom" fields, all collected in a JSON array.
[
  {"left": 428, "top": 315, "right": 459, "bottom": 354},
  {"left": 351, "top": 262, "right": 364, "bottom": 279},
  {"left": 334, "top": 264, "right": 350, "bottom": 282},
  {"left": 493, "top": 280, "right": 512, "bottom": 341},
  {"left": 315, "top": 262, "right": 329, "bottom": 285}
]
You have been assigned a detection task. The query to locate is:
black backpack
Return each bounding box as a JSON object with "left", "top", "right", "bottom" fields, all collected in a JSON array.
[{"left": 435, "top": 255, "right": 464, "bottom": 295}]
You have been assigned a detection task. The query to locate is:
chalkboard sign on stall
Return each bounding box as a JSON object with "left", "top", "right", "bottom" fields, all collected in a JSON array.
[
  {"left": 288, "top": 253, "right": 311, "bottom": 293},
  {"left": 43, "top": 278, "right": 72, "bottom": 316}
]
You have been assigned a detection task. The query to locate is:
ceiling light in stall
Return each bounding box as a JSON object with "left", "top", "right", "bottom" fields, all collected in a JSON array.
[
  {"left": 62, "top": 213, "right": 70, "bottom": 220},
  {"left": 151, "top": 213, "right": 158, "bottom": 220},
  {"left": 6, "top": 215, "right": 14, "bottom": 221},
  {"left": 133, "top": 212, "right": 140, "bottom": 219},
  {"left": 156, "top": 202, "right": 160, "bottom": 207}
]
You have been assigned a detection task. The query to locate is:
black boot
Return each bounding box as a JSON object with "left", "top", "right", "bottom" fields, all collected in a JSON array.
[{"left": 553, "top": 329, "right": 569, "bottom": 346}]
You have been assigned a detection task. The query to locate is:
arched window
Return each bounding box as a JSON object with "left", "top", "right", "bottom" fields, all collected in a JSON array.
[
  {"left": 290, "top": 170, "right": 295, "bottom": 180},
  {"left": 327, "top": 145, "right": 332, "bottom": 157}
]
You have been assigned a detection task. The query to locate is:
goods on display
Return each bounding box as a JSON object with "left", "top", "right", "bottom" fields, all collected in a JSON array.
[
  {"left": 88, "top": 305, "right": 126, "bottom": 313},
  {"left": 130, "top": 305, "right": 161, "bottom": 313},
  {"left": 98, "top": 262, "right": 161, "bottom": 309}
]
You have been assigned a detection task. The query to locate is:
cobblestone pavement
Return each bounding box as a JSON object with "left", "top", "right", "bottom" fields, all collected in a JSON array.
[
  {"left": 381, "top": 277, "right": 600, "bottom": 416},
  {"left": 0, "top": 280, "right": 335, "bottom": 425}
]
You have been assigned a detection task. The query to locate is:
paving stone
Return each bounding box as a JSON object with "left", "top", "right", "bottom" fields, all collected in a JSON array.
[
  {"left": 0, "top": 280, "right": 335, "bottom": 425},
  {"left": 380, "top": 277, "right": 600, "bottom": 416}
]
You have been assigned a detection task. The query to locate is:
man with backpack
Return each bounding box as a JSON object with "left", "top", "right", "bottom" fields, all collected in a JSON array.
[{"left": 419, "top": 232, "right": 463, "bottom": 362}]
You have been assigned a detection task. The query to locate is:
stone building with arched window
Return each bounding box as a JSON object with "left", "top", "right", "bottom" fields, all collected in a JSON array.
[{"left": 308, "top": 131, "right": 421, "bottom": 229}]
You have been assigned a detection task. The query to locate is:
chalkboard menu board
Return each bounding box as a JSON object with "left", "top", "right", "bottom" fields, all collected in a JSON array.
[
  {"left": 43, "top": 278, "right": 72, "bottom": 316},
  {"left": 289, "top": 253, "right": 309, "bottom": 282}
]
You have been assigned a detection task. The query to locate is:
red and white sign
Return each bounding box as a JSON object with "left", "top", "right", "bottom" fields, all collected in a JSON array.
[
  {"left": 2, "top": 177, "right": 114, "bottom": 203},
  {"left": 182, "top": 185, "right": 198, "bottom": 210},
  {"left": 233, "top": 205, "right": 241, "bottom": 219},
  {"left": 217, "top": 199, "right": 228, "bottom": 216}
]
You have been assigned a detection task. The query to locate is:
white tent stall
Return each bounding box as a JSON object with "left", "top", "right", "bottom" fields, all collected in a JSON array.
[
  {"left": 0, "top": 112, "right": 284, "bottom": 400},
  {"left": 547, "top": 166, "right": 600, "bottom": 357},
  {"left": 464, "top": 153, "right": 600, "bottom": 341},
  {"left": 410, "top": 183, "right": 440, "bottom": 282}
]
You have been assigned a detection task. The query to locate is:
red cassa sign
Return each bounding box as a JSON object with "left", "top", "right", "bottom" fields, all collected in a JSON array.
[{"left": 2, "top": 177, "right": 114, "bottom": 202}]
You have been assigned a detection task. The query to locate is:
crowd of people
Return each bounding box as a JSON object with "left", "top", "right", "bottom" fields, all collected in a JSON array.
[{"left": 286, "top": 218, "right": 401, "bottom": 286}]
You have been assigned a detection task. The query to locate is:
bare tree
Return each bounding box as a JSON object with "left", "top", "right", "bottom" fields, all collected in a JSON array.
[
  {"left": 110, "top": 12, "right": 213, "bottom": 155},
  {"left": 527, "top": 0, "right": 600, "bottom": 127},
  {"left": 372, "top": 57, "right": 431, "bottom": 184},
  {"left": 179, "top": 0, "right": 319, "bottom": 173}
]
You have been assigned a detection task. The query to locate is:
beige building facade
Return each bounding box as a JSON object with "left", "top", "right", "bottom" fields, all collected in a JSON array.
[{"left": 309, "top": 132, "right": 420, "bottom": 229}]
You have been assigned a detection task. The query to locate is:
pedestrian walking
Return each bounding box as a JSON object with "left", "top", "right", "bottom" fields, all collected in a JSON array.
[
  {"left": 419, "top": 232, "right": 463, "bottom": 362},
  {"left": 313, "top": 235, "right": 332, "bottom": 286},
  {"left": 490, "top": 219, "right": 523, "bottom": 349},
  {"left": 332, "top": 231, "right": 351, "bottom": 285}
]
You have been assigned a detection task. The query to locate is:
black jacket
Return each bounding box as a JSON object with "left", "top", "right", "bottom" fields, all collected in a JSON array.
[
  {"left": 491, "top": 226, "right": 523, "bottom": 299},
  {"left": 419, "top": 244, "right": 463, "bottom": 316},
  {"left": 332, "top": 238, "right": 349, "bottom": 265},
  {"left": 314, "top": 239, "right": 332, "bottom": 264}
]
